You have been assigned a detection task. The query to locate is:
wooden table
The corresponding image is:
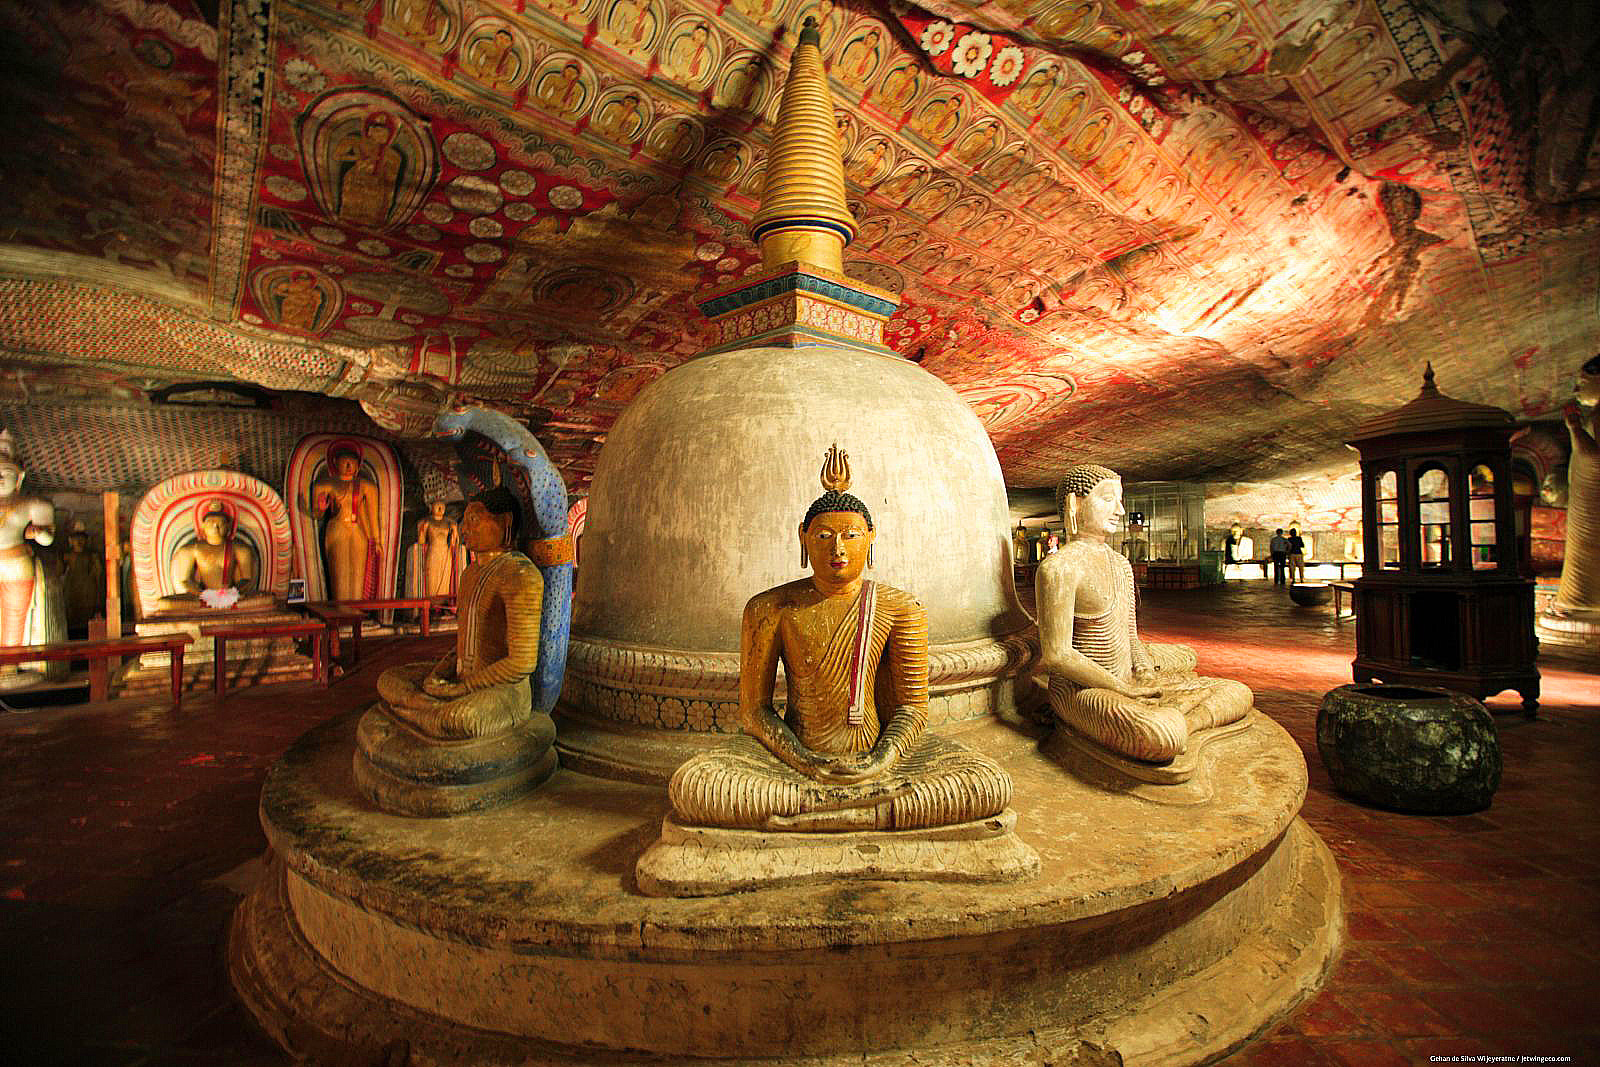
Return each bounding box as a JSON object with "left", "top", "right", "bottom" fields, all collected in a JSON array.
[
  {"left": 319, "top": 597, "right": 435, "bottom": 637},
  {"left": 303, "top": 603, "right": 367, "bottom": 666},
  {"left": 1332, "top": 581, "right": 1357, "bottom": 620},
  {"left": 0, "top": 634, "right": 193, "bottom": 709},
  {"left": 201, "top": 620, "right": 328, "bottom": 697}
]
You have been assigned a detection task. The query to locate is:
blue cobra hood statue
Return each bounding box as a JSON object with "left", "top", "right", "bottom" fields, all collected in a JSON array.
[{"left": 432, "top": 405, "right": 573, "bottom": 716}]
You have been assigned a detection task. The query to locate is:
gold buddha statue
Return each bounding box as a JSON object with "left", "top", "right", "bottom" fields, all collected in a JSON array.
[
  {"left": 310, "top": 440, "right": 381, "bottom": 602},
  {"left": 354, "top": 488, "right": 555, "bottom": 816},
  {"left": 1037, "top": 464, "right": 1252, "bottom": 770},
  {"left": 155, "top": 498, "right": 276, "bottom": 614},
  {"left": 664, "top": 447, "right": 1013, "bottom": 832},
  {"left": 414, "top": 500, "right": 459, "bottom": 599}
]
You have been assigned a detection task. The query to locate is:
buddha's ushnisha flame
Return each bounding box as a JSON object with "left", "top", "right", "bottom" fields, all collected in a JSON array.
[
  {"left": 819, "top": 443, "right": 851, "bottom": 493},
  {"left": 749, "top": 17, "right": 856, "bottom": 273}
]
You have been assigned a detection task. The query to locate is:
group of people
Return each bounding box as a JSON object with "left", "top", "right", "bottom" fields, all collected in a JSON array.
[
  {"left": 1269, "top": 527, "right": 1307, "bottom": 586},
  {"left": 1223, "top": 522, "right": 1308, "bottom": 585}
]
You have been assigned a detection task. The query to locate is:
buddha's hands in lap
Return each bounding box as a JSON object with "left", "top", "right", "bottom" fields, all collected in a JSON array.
[
  {"left": 422, "top": 673, "right": 469, "bottom": 699},
  {"left": 1123, "top": 684, "right": 1165, "bottom": 702},
  {"left": 811, "top": 746, "right": 898, "bottom": 785}
]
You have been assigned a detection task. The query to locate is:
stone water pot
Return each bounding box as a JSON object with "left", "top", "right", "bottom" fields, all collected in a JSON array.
[
  {"left": 1317, "top": 683, "right": 1501, "bottom": 814},
  {"left": 1290, "top": 583, "right": 1332, "bottom": 606}
]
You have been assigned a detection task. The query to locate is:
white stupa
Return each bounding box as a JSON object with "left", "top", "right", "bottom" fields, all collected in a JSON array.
[{"left": 558, "top": 20, "right": 1037, "bottom": 779}]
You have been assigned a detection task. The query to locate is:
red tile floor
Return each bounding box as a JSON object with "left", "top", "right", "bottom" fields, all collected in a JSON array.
[{"left": 0, "top": 581, "right": 1595, "bottom": 1065}]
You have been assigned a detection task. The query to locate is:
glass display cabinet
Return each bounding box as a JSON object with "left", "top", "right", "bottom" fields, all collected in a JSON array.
[
  {"left": 1120, "top": 482, "right": 1214, "bottom": 588},
  {"left": 1346, "top": 365, "right": 1539, "bottom": 714}
]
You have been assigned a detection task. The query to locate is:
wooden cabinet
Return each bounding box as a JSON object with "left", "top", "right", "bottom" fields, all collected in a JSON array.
[{"left": 1346, "top": 365, "right": 1539, "bottom": 714}]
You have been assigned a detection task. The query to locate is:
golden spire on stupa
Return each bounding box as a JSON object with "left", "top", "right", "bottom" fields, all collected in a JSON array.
[
  {"left": 749, "top": 17, "right": 856, "bottom": 273},
  {"left": 695, "top": 18, "right": 895, "bottom": 354}
]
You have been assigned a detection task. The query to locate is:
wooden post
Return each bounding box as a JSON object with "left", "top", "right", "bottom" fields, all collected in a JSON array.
[
  {"left": 102, "top": 491, "right": 121, "bottom": 640},
  {"left": 87, "top": 616, "right": 108, "bottom": 703}
]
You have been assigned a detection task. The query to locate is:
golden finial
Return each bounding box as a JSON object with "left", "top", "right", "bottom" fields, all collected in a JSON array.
[
  {"left": 819, "top": 443, "right": 852, "bottom": 492},
  {"left": 749, "top": 16, "right": 856, "bottom": 273}
]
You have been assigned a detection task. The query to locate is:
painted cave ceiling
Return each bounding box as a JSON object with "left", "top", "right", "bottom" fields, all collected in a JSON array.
[{"left": 0, "top": 0, "right": 1596, "bottom": 493}]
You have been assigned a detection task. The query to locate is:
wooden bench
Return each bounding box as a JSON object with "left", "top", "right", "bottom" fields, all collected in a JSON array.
[
  {"left": 303, "top": 603, "right": 368, "bottom": 666},
  {"left": 0, "top": 633, "right": 193, "bottom": 709},
  {"left": 1332, "top": 581, "right": 1356, "bottom": 620},
  {"left": 201, "top": 620, "right": 328, "bottom": 697},
  {"left": 320, "top": 597, "right": 435, "bottom": 637}
]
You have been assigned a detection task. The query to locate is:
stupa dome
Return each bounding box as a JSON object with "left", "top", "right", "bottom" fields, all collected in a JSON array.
[
  {"left": 575, "top": 345, "right": 1026, "bottom": 646},
  {"left": 556, "top": 20, "right": 1038, "bottom": 779}
]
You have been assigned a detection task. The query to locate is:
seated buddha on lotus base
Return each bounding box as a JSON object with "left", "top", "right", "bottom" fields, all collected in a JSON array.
[
  {"left": 635, "top": 447, "right": 1036, "bottom": 897},
  {"left": 353, "top": 490, "right": 556, "bottom": 817}
]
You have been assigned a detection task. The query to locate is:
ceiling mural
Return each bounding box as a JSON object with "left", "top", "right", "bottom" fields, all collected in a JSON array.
[{"left": 0, "top": 0, "right": 1596, "bottom": 493}]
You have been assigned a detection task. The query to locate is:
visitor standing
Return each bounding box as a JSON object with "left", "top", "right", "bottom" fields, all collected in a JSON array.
[
  {"left": 1287, "top": 527, "right": 1306, "bottom": 584},
  {"left": 1269, "top": 528, "right": 1288, "bottom": 586}
]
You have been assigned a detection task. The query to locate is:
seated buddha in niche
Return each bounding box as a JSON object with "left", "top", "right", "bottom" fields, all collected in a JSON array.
[
  {"left": 355, "top": 488, "right": 555, "bottom": 815},
  {"left": 1036, "top": 464, "right": 1252, "bottom": 765},
  {"left": 666, "top": 446, "right": 1012, "bottom": 831},
  {"left": 156, "top": 499, "right": 276, "bottom": 613}
]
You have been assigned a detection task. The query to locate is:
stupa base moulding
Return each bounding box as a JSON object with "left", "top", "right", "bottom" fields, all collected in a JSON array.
[{"left": 229, "top": 710, "right": 1342, "bottom": 1067}]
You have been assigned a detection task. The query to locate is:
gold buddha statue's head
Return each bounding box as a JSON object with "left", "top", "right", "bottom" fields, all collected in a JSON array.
[
  {"left": 328, "top": 440, "right": 363, "bottom": 481},
  {"left": 1055, "top": 463, "right": 1122, "bottom": 538},
  {"left": 799, "top": 445, "right": 875, "bottom": 587},
  {"left": 461, "top": 488, "right": 519, "bottom": 553},
  {"left": 429, "top": 500, "right": 448, "bottom": 521},
  {"left": 195, "top": 497, "right": 237, "bottom": 547}
]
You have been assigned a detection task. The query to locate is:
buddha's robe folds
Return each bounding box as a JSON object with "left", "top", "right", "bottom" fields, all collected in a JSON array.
[
  {"left": 669, "top": 580, "right": 1012, "bottom": 831},
  {"left": 1046, "top": 546, "right": 1251, "bottom": 763},
  {"left": 377, "top": 551, "right": 542, "bottom": 739}
]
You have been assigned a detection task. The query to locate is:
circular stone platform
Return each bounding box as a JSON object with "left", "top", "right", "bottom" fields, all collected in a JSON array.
[{"left": 230, "top": 710, "right": 1342, "bottom": 1067}]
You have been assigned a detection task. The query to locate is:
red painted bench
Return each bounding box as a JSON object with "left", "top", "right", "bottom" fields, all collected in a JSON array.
[
  {"left": 318, "top": 597, "right": 435, "bottom": 637},
  {"left": 0, "top": 633, "right": 193, "bottom": 709},
  {"left": 200, "top": 620, "right": 328, "bottom": 698},
  {"left": 303, "top": 603, "right": 368, "bottom": 666}
]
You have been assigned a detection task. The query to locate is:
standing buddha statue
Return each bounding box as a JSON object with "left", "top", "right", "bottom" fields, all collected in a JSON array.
[
  {"left": 354, "top": 489, "right": 555, "bottom": 815},
  {"left": 1036, "top": 463, "right": 1253, "bottom": 770},
  {"left": 415, "top": 500, "right": 459, "bottom": 599},
  {"left": 310, "top": 440, "right": 381, "bottom": 601},
  {"left": 0, "top": 430, "right": 56, "bottom": 688}
]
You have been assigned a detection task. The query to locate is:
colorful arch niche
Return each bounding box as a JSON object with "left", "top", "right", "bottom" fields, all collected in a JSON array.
[{"left": 129, "top": 470, "right": 292, "bottom": 618}]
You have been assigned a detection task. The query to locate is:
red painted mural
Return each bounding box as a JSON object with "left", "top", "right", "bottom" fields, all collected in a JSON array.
[{"left": 0, "top": 0, "right": 1595, "bottom": 492}]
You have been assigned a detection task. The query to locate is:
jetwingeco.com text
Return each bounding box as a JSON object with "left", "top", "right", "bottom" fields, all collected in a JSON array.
[{"left": 1428, "top": 1057, "right": 1571, "bottom": 1063}]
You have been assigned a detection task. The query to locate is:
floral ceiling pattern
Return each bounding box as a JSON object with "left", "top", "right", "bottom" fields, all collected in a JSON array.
[{"left": 0, "top": 0, "right": 1595, "bottom": 492}]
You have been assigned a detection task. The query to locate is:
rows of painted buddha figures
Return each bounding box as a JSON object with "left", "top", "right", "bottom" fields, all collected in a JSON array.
[{"left": 359, "top": 444, "right": 1255, "bottom": 896}]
